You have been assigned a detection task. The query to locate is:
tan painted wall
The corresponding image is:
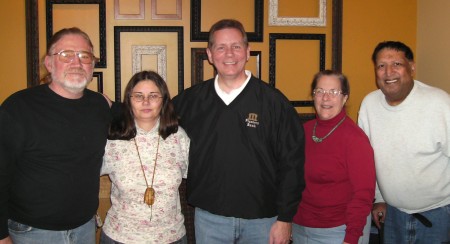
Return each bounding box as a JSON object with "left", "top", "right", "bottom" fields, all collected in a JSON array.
[
  {"left": 417, "top": 0, "right": 450, "bottom": 93},
  {"left": 342, "top": 1, "right": 416, "bottom": 120},
  {"left": 0, "top": 1, "right": 27, "bottom": 102}
]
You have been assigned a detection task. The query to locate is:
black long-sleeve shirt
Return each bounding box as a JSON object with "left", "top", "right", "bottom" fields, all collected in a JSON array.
[
  {"left": 173, "top": 76, "right": 305, "bottom": 222},
  {"left": 0, "top": 84, "right": 112, "bottom": 239}
]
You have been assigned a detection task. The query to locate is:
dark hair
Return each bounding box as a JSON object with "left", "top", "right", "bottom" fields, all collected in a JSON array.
[
  {"left": 371, "top": 41, "right": 414, "bottom": 63},
  {"left": 108, "top": 70, "right": 179, "bottom": 140},
  {"left": 311, "top": 70, "right": 350, "bottom": 98},
  {"left": 41, "top": 27, "right": 96, "bottom": 83},
  {"left": 207, "top": 19, "right": 248, "bottom": 49}
]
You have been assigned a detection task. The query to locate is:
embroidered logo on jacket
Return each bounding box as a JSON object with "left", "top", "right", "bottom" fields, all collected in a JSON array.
[{"left": 245, "top": 113, "right": 260, "bottom": 128}]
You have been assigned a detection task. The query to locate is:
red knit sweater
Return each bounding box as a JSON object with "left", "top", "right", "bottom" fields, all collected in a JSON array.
[{"left": 293, "top": 109, "right": 375, "bottom": 244}]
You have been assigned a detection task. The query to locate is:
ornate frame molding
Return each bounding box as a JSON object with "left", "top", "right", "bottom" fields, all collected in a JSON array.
[
  {"left": 131, "top": 45, "right": 167, "bottom": 81},
  {"left": 269, "top": 0, "right": 326, "bottom": 27}
]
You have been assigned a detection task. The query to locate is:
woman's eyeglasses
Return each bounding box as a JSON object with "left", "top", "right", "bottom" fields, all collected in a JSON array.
[
  {"left": 313, "top": 88, "right": 344, "bottom": 98},
  {"left": 130, "top": 93, "right": 162, "bottom": 103}
]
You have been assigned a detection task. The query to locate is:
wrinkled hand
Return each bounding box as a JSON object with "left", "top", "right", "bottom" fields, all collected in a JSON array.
[
  {"left": 269, "top": 221, "right": 291, "bottom": 244},
  {"left": 0, "top": 236, "right": 13, "bottom": 244},
  {"left": 371, "top": 202, "right": 387, "bottom": 229}
]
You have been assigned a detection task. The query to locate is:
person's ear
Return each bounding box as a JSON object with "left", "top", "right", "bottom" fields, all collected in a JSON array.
[
  {"left": 410, "top": 62, "right": 416, "bottom": 74},
  {"left": 44, "top": 55, "right": 53, "bottom": 73},
  {"left": 206, "top": 48, "right": 213, "bottom": 64}
]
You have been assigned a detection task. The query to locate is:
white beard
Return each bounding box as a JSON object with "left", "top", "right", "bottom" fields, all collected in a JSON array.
[
  {"left": 62, "top": 75, "right": 90, "bottom": 93},
  {"left": 51, "top": 69, "right": 92, "bottom": 94}
]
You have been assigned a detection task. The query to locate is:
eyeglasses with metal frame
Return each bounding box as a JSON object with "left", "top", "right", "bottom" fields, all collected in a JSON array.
[
  {"left": 51, "top": 50, "right": 96, "bottom": 64},
  {"left": 313, "top": 88, "right": 345, "bottom": 98},
  {"left": 130, "top": 93, "right": 163, "bottom": 103}
]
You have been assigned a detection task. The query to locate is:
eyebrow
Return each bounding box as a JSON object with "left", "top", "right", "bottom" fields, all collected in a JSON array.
[{"left": 132, "top": 92, "right": 161, "bottom": 94}]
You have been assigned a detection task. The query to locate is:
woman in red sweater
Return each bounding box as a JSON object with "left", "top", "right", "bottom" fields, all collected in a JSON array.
[{"left": 292, "top": 70, "right": 376, "bottom": 244}]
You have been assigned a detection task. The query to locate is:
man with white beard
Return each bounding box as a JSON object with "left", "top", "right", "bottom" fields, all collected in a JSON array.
[{"left": 0, "top": 27, "right": 113, "bottom": 244}]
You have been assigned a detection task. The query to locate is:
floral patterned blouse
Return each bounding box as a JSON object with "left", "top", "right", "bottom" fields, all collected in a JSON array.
[{"left": 101, "top": 122, "right": 190, "bottom": 244}]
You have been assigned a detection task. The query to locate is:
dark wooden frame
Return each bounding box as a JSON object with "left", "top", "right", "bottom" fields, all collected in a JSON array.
[
  {"left": 269, "top": 33, "right": 326, "bottom": 85},
  {"left": 332, "top": 0, "right": 343, "bottom": 71},
  {"left": 190, "top": 48, "right": 209, "bottom": 85},
  {"left": 293, "top": 100, "right": 316, "bottom": 123},
  {"left": 190, "top": 48, "right": 261, "bottom": 86},
  {"left": 92, "top": 71, "right": 103, "bottom": 93},
  {"left": 114, "top": 26, "right": 184, "bottom": 102},
  {"left": 26, "top": 0, "right": 40, "bottom": 87},
  {"left": 190, "top": 0, "right": 264, "bottom": 42},
  {"left": 269, "top": 33, "right": 325, "bottom": 108},
  {"left": 45, "top": 0, "right": 107, "bottom": 68}
]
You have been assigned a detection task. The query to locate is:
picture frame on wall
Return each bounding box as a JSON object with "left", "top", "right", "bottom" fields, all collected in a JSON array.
[
  {"left": 114, "top": 0, "right": 145, "bottom": 20},
  {"left": 269, "top": 33, "right": 325, "bottom": 109},
  {"left": 151, "top": 0, "right": 182, "bottom": 20},
  {"left": 190, "top": 0, "right": 263, "bottom": 42},
  {"left": 268, "top": 0, "right": 327, "bottom": 27},
  {"left": 114, "top": 26, "right": 184, "bottom": 102},
  {"left": 87, "top": 71, "right": 103, "bottom": 93},
  {"left": 46, "top": 0, "right": 107, "bottom": 68}
]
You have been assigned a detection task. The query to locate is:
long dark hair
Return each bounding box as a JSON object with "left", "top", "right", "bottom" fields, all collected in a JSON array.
[{"left": 108, "top": 70, "right": 178, "bottom": 140}]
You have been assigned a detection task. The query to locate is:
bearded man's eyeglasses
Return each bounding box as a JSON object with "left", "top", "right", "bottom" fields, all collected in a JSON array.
[{"left": 51, "top": 50, "right": 96, "bottom": 64}]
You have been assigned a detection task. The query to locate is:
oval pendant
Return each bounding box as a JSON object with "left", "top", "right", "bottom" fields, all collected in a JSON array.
[{"left": 144, "top": 187, "right": 155, "bottom": 205}]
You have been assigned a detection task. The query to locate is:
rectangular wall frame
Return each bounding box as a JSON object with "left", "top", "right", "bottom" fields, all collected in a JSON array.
[
  {"left": 269, "top": 33, "right": 325, "bottom": 108},
  {"left": 152, "top": 0, "right": 182, "bottom": 20},
  {"left": 114, "top": 26, "right": 184, "bottom": 102},
  {"left": 269, "top": 0, "right": 327, "bottom": 26},
  {"left": 190, "top": 0, "right": 263, "bottom": 42},
  {"left": 46, "top": 0, "right": 107, "bottom": 68},
  {"left": 114, "top": 0, "right": 145, "bottom": 19}
]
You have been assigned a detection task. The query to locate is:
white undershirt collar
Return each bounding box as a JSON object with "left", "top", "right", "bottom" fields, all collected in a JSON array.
[{"left": 214, "top": 70, "right": 252, "bottom": 105}]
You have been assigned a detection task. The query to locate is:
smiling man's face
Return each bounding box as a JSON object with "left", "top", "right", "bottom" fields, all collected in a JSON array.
[{"left": 374, "top": 48, "right": 415, "bottom": 106}]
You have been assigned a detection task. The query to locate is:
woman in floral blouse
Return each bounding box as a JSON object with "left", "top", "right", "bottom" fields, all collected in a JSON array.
[{"left": 100, "top": 70, "right": 190, "bottom": 244}]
